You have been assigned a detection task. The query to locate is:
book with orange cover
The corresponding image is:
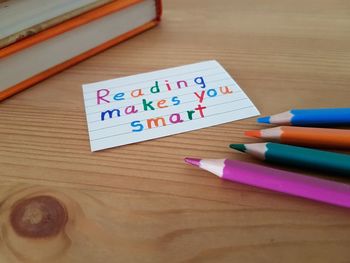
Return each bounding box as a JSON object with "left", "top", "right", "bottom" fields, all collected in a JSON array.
[
  {"left": 0, "top": 0, "right": 116, "bottom": 48},
  {"left": 0, "top": 0, "right": 162, "bottom": 101}
]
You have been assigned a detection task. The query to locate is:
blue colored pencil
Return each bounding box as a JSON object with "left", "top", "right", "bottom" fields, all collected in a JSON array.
[{"left": 257, "top": 108, "right": 350, "bottom": 126}]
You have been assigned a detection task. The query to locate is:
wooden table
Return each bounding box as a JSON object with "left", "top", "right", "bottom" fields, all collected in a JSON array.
[{"left": 1, "top": 0, "right": 350, "bottom": 262}]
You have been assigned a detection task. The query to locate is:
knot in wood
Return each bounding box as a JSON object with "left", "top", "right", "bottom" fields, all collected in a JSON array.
[{"left": 10, "top": 195, "right": 67, "bottom": 238}]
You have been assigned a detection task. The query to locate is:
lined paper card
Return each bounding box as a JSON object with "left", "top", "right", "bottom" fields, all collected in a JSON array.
[{"left": 82, "top": 60, "right": 259, "bottom": 151}]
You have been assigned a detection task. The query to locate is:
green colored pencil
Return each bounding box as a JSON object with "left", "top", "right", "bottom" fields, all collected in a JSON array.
[{"left": 230, "top": 142, "right": 350, "bottom": 175}]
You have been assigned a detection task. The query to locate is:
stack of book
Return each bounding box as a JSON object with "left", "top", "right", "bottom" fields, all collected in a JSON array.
[{"left": 0, "top": 0, "right": 162, "bottom": 101}]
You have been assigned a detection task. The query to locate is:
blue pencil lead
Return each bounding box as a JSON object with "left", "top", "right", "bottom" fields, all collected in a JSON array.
[{"left": 257, "top": 116, "right": 271, "bottom": 124}]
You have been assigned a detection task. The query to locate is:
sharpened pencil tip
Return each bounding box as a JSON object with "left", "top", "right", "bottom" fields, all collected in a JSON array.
[
  {"left": 229, "top": 144, "right": 247, "bottom": 152},
  {"left": 244, "top": 130, "right": 261, "bottom": 138},
  {"left": 184, "top": 157, "right": 201, "bottom": 167},
  {"left": 257, "top": 116, "right": 271, "bottom": 124}
]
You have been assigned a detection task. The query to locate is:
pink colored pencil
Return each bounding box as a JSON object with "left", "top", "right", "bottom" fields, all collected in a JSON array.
[{"left": 185, "top": 158, "right": 350, "bottom": 208}]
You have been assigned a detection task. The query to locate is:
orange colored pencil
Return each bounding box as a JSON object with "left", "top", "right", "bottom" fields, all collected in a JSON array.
[{"left": 245, "top": 126, "right": 350, "bottom": 149}]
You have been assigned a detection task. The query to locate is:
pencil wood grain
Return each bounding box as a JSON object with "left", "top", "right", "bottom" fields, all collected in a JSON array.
[{"left": 1, "top": 0, "right": 350, "bottom": 262}]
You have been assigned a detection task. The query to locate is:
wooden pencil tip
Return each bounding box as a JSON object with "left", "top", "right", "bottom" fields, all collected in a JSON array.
[
  {"left": 184, "top": 157, "right": 201, "bottom": 167},
  {"left": 245, "top": 130, "right": 261, "bottom": 138}
]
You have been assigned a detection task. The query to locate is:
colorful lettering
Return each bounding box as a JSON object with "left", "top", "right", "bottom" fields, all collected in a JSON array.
[
  {"left": 207, "top": 89, "right": 217, "bottom": 97},
  {"left": 113, "top": 92, "right": 125, "bottom": 101},
  {"left": 142, "top": 99, "right": 155, "bottom": 111},
  {"left": 101, "top": 109, "right": 121, "bottom": 121},
  {"left": 150, "top": 81, "right": 160, "bottom": 93},
  {"left": 131, "top": 121, "right": 143, "bottom": 132},
  {"left": 97, "top": 89, "right": 110, "bottom": 104},
  {"left": 131, "top": 89, "right": 144, "bottom": 98},
  {"left": 187, "top": 110, "right": 195, "bottom": 120},
  {"left": 194, "top": 90, "right": 205, "bottom": 103},
  {"left": 157, "top": 99, "right": 168, "bottom": 108},
  {"left": 169, "top": 113, "right": 184, "bottom": 124},
  {"left": 176, "top": 80, "right": 188, "bottom": 89},
  {"left": 219, "top": 86, "right": 233, "bottom": 94},
  {"left": 194, "top": 76, "right": 206, "bottom": 88},
  {"left": 165, "top": 80, "right": 172, "bottom": 91},
  {"left": 125, "top": 105, "right": 138, "bottom": 115},
  {"left": 147, "top": 117, "right": 166, "bottom": 128},
  {"left": 171, "top": 96, "right": 181, "bottom": 106},
  {"left": 195, "top": 104, "right": 207, "bottom": 118}
]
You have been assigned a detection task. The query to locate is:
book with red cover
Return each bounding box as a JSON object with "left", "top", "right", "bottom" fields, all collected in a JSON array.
[{"left": 0, "top": 0, "right": 162, "bottom": 101}]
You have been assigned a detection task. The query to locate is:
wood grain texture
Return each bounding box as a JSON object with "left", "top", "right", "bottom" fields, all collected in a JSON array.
[{"left": 1, "top": 0, "right": 350, "bottom": 262}]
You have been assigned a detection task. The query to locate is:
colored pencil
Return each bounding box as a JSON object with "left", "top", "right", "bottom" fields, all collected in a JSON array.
[
  {"left": 257, "top": 108, "right": 350, "bottom": 126},
  {"left": 230, "top": 142, "right": 350, "bottom": 175},
  {"left": 245, "top": 126, "right": 350, "bottom": 149},
  {"left": 184, "top": 157, "right": 350, "bottom": 208}
]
